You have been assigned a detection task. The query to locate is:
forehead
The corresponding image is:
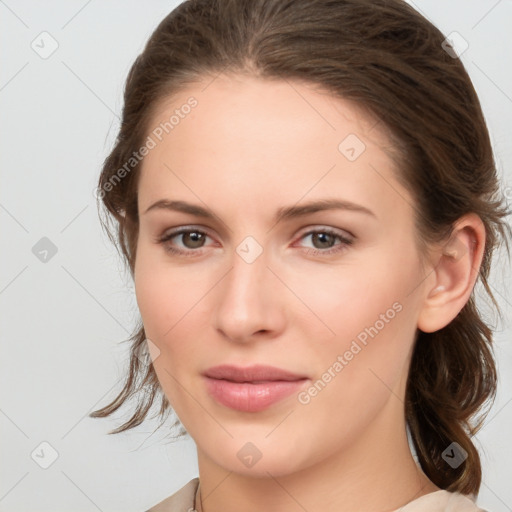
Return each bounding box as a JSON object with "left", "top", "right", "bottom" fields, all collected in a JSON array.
[
  {"left": 137, "top": 74, "right": 413, "bottom": 224},
  {"left": 148, "top": 73, "right": 387, "bottom": 153}
]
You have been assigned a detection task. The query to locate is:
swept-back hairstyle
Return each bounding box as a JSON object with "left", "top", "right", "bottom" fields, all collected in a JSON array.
[{"left": 90, "top": 0, "right": 511, "bottom": 495}]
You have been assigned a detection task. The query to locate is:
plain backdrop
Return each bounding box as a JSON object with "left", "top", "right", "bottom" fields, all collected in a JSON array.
[{"left": 1, "top": 1, "right": 511, "bottom": 511}]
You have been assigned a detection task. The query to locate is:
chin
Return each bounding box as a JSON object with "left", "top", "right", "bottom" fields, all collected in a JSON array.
[{"left": 199, "top": 435, "right": 317, "bottom": 478}]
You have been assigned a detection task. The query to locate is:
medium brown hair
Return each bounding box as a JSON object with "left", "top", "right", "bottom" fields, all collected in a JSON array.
[{"left": 90, "top": 0, "right": 511, "bottom": 495}]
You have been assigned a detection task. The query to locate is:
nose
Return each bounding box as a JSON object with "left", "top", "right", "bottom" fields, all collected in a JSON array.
[{"left": 213, "top": 246, "right": 286, "bottom": 344}]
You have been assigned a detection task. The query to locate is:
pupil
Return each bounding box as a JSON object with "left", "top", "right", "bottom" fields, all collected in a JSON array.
[
  {"left": 313, "top": 233, "right": 333, "bottom": 249},
  {"left": 184, "top": 232, "right": 204, "bottom": 248}
]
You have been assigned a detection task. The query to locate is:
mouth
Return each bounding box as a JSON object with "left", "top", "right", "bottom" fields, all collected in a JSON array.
[{"left": 202, "top": 364, "right": 309, "bottom": 412}]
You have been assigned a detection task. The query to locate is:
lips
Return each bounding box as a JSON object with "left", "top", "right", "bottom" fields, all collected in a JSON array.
[
  {"left": 203, "top": 364, "right": 309, "bottom": 412},
  {"left": 203, "top": 364, "right": 307, "bottom": 383}
]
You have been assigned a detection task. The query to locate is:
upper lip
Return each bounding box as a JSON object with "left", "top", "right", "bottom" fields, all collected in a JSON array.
[{"left": 203, "top": 364, "right": 308, "bottom": 383}]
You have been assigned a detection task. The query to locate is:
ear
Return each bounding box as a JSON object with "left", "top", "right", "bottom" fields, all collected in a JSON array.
[{"left": 417, "top": 213, "right": 486, "bottom": 333}]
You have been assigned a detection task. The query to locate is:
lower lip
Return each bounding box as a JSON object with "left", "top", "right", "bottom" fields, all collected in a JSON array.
[{"left": 204, "top": 377, "right": 308, "bottom": 412}]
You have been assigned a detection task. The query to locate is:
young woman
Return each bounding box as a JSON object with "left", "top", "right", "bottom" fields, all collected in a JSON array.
[{"left": 90, "top": 1, "right": 511, "bottom": 510}]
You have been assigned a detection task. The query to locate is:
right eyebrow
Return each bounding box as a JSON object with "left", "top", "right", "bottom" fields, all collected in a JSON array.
[{"left": 144, "top": 199, "right": 215, "bottom": 219}]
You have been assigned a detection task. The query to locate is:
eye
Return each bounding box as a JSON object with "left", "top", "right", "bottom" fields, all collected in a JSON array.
[
  {"left": 156, "top": 227, "right": 214, "bottom": 257},
  {"left": 156, "top": 226, "right": 354, "bottom": 258},
  {"left": 295, "top": 227, "right": 353, "bottom": 256}
]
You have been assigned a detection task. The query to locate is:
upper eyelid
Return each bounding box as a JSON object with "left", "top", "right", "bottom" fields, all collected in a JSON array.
[
  {"left": 296, "top": 225, "right": 354, "bottom": 238},
  {"left": 160, "top": 225, "right": 213, "bottom": 237},
  {"left": 160, "top": 224, "right": 352, "bottom": 236}
]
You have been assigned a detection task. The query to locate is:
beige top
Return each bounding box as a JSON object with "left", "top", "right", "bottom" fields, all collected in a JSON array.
[{"left": 145, "top": 478, "right": 489, "bottom": 512}]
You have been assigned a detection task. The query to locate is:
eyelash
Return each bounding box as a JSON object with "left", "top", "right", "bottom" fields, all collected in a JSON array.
[{"left": 156, "top": 226, "right": 354, "bottom": 258}]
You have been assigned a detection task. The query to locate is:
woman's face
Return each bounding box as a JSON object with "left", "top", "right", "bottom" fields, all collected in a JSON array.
[{"left": 134, "top": 74, "right": 431, "bottom": 477}]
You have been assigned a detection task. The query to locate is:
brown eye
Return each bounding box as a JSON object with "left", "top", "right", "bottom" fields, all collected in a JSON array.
[
  {"left": 180, "top": 231, "right": 206, "bottom": 249},
  {"left": 297, "top": 228, "right": 354, "bottom": 256},
  {"left": 157, "top": 227, "right": 213, "bottom": 257},
  {"left": 310, "top": 232, "right": 337, "bottom": 249}
]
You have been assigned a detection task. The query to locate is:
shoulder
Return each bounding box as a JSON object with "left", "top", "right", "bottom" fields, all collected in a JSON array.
[
  {"left": 145, "top": 477, "right": 199, "bottom": 512},
  {"left": 396, "top": 489, "right": 490, "bottom": 512},
  {"left": 143, "top": 482, "right": 489, "bottom": 512}
]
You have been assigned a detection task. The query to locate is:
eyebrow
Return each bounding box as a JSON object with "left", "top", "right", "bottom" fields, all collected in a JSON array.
[{"left": 143, "top": 198, "right": 376, "bottom": 223}]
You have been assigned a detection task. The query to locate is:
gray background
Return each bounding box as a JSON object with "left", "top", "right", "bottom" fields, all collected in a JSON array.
[{"left": 1, "top": 1, "right": 511, "bottom": 511}]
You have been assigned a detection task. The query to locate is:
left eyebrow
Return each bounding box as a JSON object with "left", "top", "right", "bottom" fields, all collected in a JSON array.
[{"left": 274, "top": 198, "right": 376, "bottom": 223}]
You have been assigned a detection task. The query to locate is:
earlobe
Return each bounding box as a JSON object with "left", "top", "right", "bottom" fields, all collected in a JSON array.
[{"left": 417, "top": 214, "right": 485, "bottom": 334}]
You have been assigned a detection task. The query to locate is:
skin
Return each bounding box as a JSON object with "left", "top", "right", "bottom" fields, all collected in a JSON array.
[{"left": 133, "top": 74, "right": 485, "bottom": 512}]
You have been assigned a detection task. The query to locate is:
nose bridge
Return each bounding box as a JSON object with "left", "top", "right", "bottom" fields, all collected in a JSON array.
[
  {"left": 229, "top": 251, "right": 265, "bottom": 298},
  {"left": 214, "top": 241, "right": 281, "bottom": 341},
  {"left": 223, "top": 244, "right": 268, "bottom": 314}
]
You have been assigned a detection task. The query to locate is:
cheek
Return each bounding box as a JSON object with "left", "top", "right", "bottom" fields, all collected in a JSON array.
[
  {"left": 133, "top": 252, "right": 207, "bottom": 413},
  {"left": 285, "top": 253, "right": 414, "bottom": 340},
  {"left": 293, "top": 275, "right": 415, "bottom": 445},
  {"left": 287, "top": 250, "right": 420, "bottom": 389},
  {"left": 133, "top": 248, "right": 211, "bottom": 359},
  {"left": 133, "top": 265, "right": 170, "bottom": 340}
]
